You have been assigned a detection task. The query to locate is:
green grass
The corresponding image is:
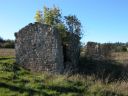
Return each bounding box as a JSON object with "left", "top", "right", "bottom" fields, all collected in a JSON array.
[{"left": 0, "top": 57, "right": 128, "bottom": 96}]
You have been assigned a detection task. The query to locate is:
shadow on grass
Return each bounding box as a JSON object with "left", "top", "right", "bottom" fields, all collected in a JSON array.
[
  {"left": 0, "top": 82, "right": 48, "bottom": 96},
  {"left": 79, "top": 57, "right": 128, "bottom": 82},
  {"left": 0, "top": 81, "right": 84, "bottom": 95},
  {"left": 47, "top": 85, "right": 83, "bottom": 93},
  {"left": 101, "top": 90, "right": 124, "bottom": 96},
  {"left": 0, "top": 57, "right": 15, "bottom": 60}
]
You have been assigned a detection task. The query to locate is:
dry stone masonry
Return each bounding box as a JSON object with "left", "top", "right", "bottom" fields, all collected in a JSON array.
[
  {"left": 86, "top": 42, "right": 113, "bottom": 60},
  {"left": 15, "top": 22, "right": 80, "bottom": 73}
]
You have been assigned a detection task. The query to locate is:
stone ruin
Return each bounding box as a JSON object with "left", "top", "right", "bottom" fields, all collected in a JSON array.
[
  {"left": 85, "top": 42, "right": 113, "bottom": 60},
  {"left": 15, "top": 22, "right": 80, "bottom": 74}
]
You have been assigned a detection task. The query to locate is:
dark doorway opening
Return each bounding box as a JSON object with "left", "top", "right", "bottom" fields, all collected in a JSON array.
[{"left": 63, "top": 44, "right": 71, "bottom": 69}]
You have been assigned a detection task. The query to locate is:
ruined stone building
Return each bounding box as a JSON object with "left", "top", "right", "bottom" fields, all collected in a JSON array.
[
  {"left": 86, "top": 42, "right": 113, "bottom": 60},
  {"left": 15, "top": 22, "right": 80, "bottom": 73}
]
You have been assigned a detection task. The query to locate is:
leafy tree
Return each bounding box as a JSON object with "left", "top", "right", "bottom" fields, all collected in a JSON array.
[
  {"left": 122, "top": 46, "right": 127, "bottom": 52},
  {"left": 0, "top": 36, "right": 4, "bottom": 42},
  {"left": 34, "top": 11, "right": 43, "bottom": 23},
  {"left": 65, "top": 15, "right": 82, "bottom": 37},
  {"left": 34, "top": 6, "right": 82, "bottom": 39},
  {"left": 45, "top": 6, "right": 62, "bottom": 25},
  {"left": 35, "top": 6, "right": 62, "bottom": 26}
]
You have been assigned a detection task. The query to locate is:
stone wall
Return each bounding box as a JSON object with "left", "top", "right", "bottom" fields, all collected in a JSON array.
[
  {"left": 15, "top": 23, "right": 64, "bottom": 73},
  {"left": 15, "top": 22, "right": 80, "bottom": 74},
  {"left": 86, "top": 42, "right": 113, "bottom": 60},
  {"left": 63, "top": 33, "right": 80, "bottom": 73}
]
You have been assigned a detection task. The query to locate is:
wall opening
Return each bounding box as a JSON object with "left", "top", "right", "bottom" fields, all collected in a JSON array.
[{"left": 63, "top": 44, "right": 71, "bottom": 69}]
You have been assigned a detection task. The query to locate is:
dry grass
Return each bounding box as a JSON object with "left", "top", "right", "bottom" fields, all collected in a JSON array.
[
  {"left": 111, "top": 52, "right": 128, "bottom": 61},
  {"left": 113, "top": 81, "right": 128, "bottom": 95},
  {"left": 0, "top": 54, "right": 127, "bottom": 95},
  {"left": 111, "top": 52, "right": 128, "bottom": 67},
  {"left": 0, "top": 48, "right": 15, "bottom": 57}
]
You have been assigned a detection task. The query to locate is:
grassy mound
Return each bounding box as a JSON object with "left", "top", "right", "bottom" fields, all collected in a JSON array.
[{"left": 0, "top": 57, "right": 128, "bottom": 96}]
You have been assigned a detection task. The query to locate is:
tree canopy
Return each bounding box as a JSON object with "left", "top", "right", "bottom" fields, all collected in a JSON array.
[
  {"left": 65, "top": 15, "right": 82, "bottom": 37},
  {"left": 34, "top": 6, "right": 82, "bottom": 38},
  {"left": 34, "top": 11, "right": 43, "bottom": 23}
]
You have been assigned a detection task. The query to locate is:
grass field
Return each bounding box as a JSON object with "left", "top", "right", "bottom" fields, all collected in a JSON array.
[
  {"left": 0, "top": 56, "right": 128, "bottom": 96},
  {"left": 111, "top": 52, "right": 128, "bottom": 67},
  {"left": 0, "top": 49, "right": 128, "bottom": 96},
  {"left": 0, "top": 58, "right": 128, "bottom": 96}
]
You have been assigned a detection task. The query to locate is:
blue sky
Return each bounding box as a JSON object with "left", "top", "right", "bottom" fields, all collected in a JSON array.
[{"left": 0, "top": 0, "right": 128, "bottom": 43}]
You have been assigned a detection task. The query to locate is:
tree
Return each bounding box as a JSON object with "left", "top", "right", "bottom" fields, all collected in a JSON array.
[
  {"left": 34, "top": 11, "right": 43, "bottom": 23},
  {"left": 34, "top": 6, "right": 82, "bottom": 39},
  {"left": 122, "top": 46, "right": 127, "bottom": 52},
  {"left": 65, "top": 15, "right": 82, "bottom": 37},
  {"left": 0, "top": 36, "right": 4, "bottom": 43},
  {"left": 35, "top": 6, "right": 62, "bottom": 26}
]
